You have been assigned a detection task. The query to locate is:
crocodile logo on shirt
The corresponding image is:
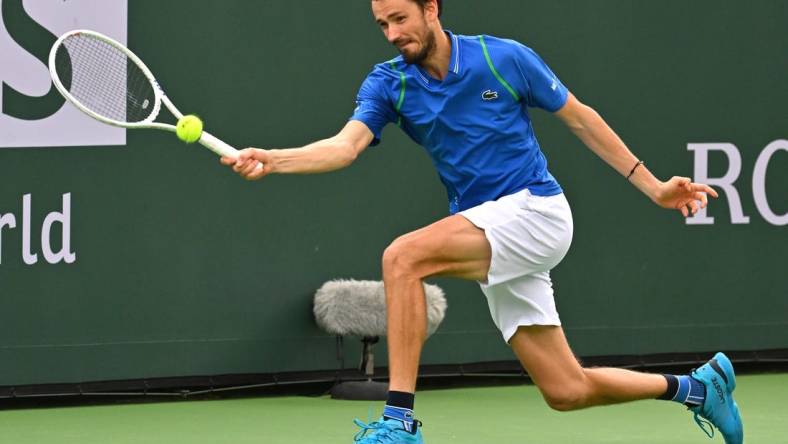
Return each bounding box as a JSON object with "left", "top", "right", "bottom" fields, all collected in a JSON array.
[{"left": 481, "top": 89, "right": 499, "bottom": 101}]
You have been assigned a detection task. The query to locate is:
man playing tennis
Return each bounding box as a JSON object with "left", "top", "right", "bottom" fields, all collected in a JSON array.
[{"left": 222, "top": 0, "right": 743, "bottom": 442}]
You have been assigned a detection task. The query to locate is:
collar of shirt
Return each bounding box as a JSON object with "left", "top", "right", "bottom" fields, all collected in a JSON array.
[{"left": 414, "top": 30, "right": 462, "bottom": 85}]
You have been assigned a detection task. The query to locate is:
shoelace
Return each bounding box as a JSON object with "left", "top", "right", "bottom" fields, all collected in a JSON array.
[
  {"left": 353, "top": 419, "right": 398, "bottom": 443},
  {"left": 693, "top": 412, "right": 715, "bottom": 439},
  {"left": 687, "top": 367, "right": 715, "bottom": 439}
]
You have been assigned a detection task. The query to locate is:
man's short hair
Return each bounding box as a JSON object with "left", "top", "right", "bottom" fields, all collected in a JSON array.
[{"left": 411, "top": 0, "right": 442, "bottom": 17}]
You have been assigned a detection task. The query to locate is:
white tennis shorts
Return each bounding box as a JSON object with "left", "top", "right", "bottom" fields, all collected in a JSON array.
[{"left": 459, "top": 188, "right": 573, "bottom": 343}]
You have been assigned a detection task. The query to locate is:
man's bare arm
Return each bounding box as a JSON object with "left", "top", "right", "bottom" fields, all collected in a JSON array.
[
  {"left": 554, "top": 93, "right": 717, "bottom": 215},
  {"left": 221, "top": 120, "right": 375, "bottom": 180}
]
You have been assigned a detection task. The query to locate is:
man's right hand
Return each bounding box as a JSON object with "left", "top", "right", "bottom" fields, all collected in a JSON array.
[{"left": 221, "top": 148, "right": 272, "bottom": 180}]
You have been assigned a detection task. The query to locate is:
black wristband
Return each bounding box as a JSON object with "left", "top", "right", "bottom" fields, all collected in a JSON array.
[{"left": 627, "top": 160, "right": 644, "bottom": 180}]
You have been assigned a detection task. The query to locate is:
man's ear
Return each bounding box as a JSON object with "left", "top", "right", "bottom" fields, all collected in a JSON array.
[{"left": 424, "top": 0, "right": 439, "bottom": 21}]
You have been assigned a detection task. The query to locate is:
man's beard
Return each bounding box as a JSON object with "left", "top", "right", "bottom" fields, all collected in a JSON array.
[{"left": 399, "top": 29, "right": 436, "bottom": 65}]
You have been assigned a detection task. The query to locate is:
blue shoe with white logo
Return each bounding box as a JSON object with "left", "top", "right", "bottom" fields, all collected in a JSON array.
[
  {"left": 353, "top": 417, "right": 424, "bottom": 443},
  {"left": 689, "top": 352, "right": 743, "bottom": 443}
]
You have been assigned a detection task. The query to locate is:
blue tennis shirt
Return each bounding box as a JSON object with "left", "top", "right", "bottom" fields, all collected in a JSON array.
[{"left": 350, "top": 31, "right": 568, "bottom": 214}]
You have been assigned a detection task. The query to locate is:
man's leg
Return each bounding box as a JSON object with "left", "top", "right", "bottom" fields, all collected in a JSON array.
[
  {"left": 509, "top": 325, "right": 743, "bottom": 444},
  {"left": 352, "top": 215, "right": 491, "bottom": 442},
  {"left": 382, "top": 214, "right": 491, "bottom": 393},
  {"left": 509, "top": 325, "right": 666, "bottom": 411}
]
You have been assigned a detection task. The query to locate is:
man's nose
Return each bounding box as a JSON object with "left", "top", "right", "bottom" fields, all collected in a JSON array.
[{"left": 386, "top": 25, "right": 402, "bottom": 44}]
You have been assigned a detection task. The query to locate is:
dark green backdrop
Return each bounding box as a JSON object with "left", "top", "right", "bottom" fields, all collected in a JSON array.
[{"left": 0, "top": 0, "right": 786, "bottom": 386}]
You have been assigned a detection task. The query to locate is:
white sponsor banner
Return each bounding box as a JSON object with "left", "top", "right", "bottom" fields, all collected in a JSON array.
[{"left": 0, "top": 0, "right": 127, "bottom": 148}]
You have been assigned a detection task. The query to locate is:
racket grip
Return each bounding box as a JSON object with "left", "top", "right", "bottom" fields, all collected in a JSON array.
[
  {"left": 198, "top": 131, "right": 239, "bottom": 157},
  {"left": 199, "top": 131, "right": 264, "bottom": 171}
]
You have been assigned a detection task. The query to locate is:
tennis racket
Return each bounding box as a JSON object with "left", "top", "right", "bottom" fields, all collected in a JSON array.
[{"left": 48, "top": 29, "right": 257, "bottom": 166}]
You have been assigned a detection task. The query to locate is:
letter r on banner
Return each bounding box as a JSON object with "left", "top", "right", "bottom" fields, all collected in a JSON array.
[{"left": 686, "top": 143, "right": 750, "bottom": 225}]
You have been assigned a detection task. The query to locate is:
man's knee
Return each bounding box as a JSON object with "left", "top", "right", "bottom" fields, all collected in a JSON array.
[
  {"left": 382, "top": 236, "right": 420, "bottom": 280},
  {"left": 540, "top": 379, "right": 591, "bottom": 412}
]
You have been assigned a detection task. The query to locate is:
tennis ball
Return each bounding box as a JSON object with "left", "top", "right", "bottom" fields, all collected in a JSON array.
[{"left": 175, "top": 115, "right": 203, "bottom": 143}]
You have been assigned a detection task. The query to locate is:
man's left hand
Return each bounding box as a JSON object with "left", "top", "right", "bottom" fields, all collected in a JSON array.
[{"left": 654, "top": 176, "right": 719, "bottom": 217}]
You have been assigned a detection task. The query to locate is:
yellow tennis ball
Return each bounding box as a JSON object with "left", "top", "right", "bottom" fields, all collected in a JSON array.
[{"left": 175, "top": 115, "right": 203, "bottom": 143}]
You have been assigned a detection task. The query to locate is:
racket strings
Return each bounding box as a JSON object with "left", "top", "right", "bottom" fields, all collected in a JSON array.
[{"left": 54, "top": 34, "right": 156, "bottom": 123}]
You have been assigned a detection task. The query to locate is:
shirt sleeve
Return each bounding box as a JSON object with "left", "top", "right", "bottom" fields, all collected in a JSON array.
[
  {"left": 349, "top": 69, "right": 398, "bottom": 146},
  {"left": 513, "top": 44, "right": 568, "bottom": 112}
]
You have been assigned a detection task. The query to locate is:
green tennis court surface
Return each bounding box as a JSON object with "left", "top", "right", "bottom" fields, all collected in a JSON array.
[{"left": 2, "top": 373, "right": 786, "bottom": 443}]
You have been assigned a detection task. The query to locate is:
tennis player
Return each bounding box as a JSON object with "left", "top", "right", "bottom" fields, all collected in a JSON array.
[{"left": 222, "top": 0, "right": 743, "bottom": 442}]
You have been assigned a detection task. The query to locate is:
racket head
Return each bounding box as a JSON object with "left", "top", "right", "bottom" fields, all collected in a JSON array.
[{"left": 48, "top": 30, "right": 172, "bottom": 128}]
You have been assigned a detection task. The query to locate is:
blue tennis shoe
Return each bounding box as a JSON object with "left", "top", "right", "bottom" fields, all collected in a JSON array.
[
  {"left": 353, "top": 417, "right": 424, "bottom": 443},
  {"left": 689, "top": 352, "right": 743, "bottom": 443}
]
